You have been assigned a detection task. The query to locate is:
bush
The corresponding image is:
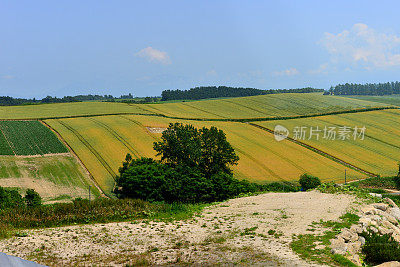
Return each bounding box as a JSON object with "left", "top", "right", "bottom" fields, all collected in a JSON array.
[
  {"left": 0, "top": 187, "right": 25, "bottom": 210},
  {"left": 24, "top": 189, "right": 42, "bottom": 207},
  {"left": 264, "top": 182, "right": 299, "bottom": 192},
  {"left": 115, "top": 157, "right": 262, "bottom": 203},
  {"left": 394, "top": 175, "right": 400, "bottom": 190},
  {"left": 361, "top": 230, "right": 400, "bottom": 264},
  {"left": 299, "top": 174, "right": 321, "bottom": 191}
]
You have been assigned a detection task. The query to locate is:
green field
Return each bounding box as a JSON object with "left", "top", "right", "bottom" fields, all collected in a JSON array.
[
  {"left": 255, "top": 109, "right": 400, "bottom": 177},
  {"left": 0, "top": 93, "right": 389, "bottom": 121},
  {"left": 0, "top": 155, "right": 100, "bottom": 202},
  {"left": 0, "top": 121, "right": 68, "bottom": 155},
  {"left": 139, "top": 93, "right": 389, "bottom": 119},
  {"left": 0, "top": 101, "right": 152, "bottom": 120},
  {"left": 343, "top": 95, "right": 400, "bottom": 107}
]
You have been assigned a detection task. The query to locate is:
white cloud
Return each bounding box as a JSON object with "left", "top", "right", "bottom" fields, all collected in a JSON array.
[
  {"left": 135, "top": 47, "right": 171, "bottom": 65},
  {"left": 206, "top": 69, "right": 217, "bottom": 76},
  {"left": 1, "top": 75, "right": 15, "bottom": 79},
  {"left": 272, "top": 68, "right": 299, "bottom": 76},
  {"left": 308, "top": 63, "right": 329, "bottom": 74},
  {"left": 319, "top": 23, "right": 400, "bottom": 69}
]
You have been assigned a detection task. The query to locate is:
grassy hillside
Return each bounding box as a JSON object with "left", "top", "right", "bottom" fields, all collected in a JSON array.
[
  {"left": 0, "top": 155, "right": 100, "bottom": 202},
  {"left": 46, "top": 115, "right": 364, "bottom": 194},
  {"left": 342, "top": 95, "right": 400, "bottom": 107},
  {"left": 139, "top": 93, "right": 389, "bottom": 119},
  {"left": 255, "top": 109, "right": 400, "bottom": 177}
]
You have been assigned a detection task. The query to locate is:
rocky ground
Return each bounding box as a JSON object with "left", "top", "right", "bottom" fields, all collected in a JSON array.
[
  {"left": 0, "top": 191, "right": 357, "bottom": 266},
  {"left": 331, "top": 197, "right": 400, "bottom": 266}
]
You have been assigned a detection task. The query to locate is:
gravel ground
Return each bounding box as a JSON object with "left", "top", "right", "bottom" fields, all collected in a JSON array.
[{"left": 0, "top": 191, "right": 357, "bottom": 266}]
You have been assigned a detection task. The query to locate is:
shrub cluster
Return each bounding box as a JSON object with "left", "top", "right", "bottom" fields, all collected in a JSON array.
[
  {"left": 299, "top": 173, "right": 321, "bottom": 191},
  {"left": 0, "top": 187, "right": 41, "bottom": 210},
  {"left": 361, "top": 230, "right": 400, "bottom": 264},
  {"left": 114, "top": 157, "right": 263, "bottom": 203}
]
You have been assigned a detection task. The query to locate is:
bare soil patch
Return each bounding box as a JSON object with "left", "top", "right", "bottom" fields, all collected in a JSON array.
[
  {"left": 146, "top": 127, "right": 167, "bottom": 133},
  {"left": 0, "top": 191, "right": 357, "bottom": 266}
]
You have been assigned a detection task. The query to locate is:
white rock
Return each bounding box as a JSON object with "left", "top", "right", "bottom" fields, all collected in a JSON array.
[
  {"left": 389, "top": 207, "right": 400, "bottom": 221},
  {"left": 384, "top": 198, "right": 398, "bottom": 208},
  {"left": 369, "top": 193, "right": 383, "bottom": 198},
  {"left": 358, "top": 236, "right": 365, "bottom": 246},
  {"left": 375, "top": 261, "right": 400, "bottom": 267},
  {"left": 350, "top": 224, "right": 363, "bottom": 234},
  {"left": 374, "top": 203, "right": 389, "bottom": 211}
]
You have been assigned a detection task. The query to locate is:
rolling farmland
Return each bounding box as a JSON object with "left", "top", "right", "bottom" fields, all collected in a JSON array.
[
  {"left": 139, "top": 93, "right": 389, "bottom": 119},
  {"left": 46, "top": 114, "right": 365, "bottom": 194},
  {"left": 0, "top": 93, "right": 396, "bottom": 197},
  {"left": 254, "top": 109, "right": 400, "bottom": 177},
  {"left": 0, "top": 101, "right": 152, "bottom": 120}
]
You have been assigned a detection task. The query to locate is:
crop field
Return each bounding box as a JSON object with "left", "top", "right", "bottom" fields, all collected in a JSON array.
[
  {"left": 0, "top": 155, "right": 100, "bottom": 202},
  {"left": 343, "top": 95, "right": 400, "bottom": 107},
  {"left": 0, "top": 121, "right": 68, "bottom": 155},
  {"left": 0, "top": 101, "right": 152, "bottom": 120},
  {"left": 255, "top": 109, "right": 400, "bottom": 177},
  {"left": 46, "top": 114, "right": 364, "bottom": 194},
  {"left": 139, "top": 93, "right": 389, "bottom": 119}
]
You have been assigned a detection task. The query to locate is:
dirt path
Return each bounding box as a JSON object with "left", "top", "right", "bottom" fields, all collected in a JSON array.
[{"left": 0, "top": 191, "right": 357, "bottom": 266}]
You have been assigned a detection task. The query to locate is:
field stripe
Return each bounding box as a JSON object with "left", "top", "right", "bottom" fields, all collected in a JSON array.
[
  {"left": 0, "top": 125, "right": 16, "bottom": 155},
  {"left": 41, "top": 120, "right": 107, "bottom": 197},
  {"left": 233, "top": 147, "right": 283, "bottom": 180},
  {"left": 88, "top": 118, "right": 141, "bottom": 158},
  {"left": 56, "top": 120, "right": 117, "bottom": 179},
  {"left": 180, "top": 102, "right": 228, "bottom": 118},
  {"left": 118, "top": 116, "right": 159, "bottom": 142},
  {"left": 248, "top": 122, "right": 378, "bottom": 177}
]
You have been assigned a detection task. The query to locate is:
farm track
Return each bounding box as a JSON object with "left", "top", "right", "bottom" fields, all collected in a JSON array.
[
  {"left": 55, "top": 120, "right": 117, "bottom": 179},
  {"left": 88, "top": 118, "right": 141, "bottom": 158},
  {"left": 247, "top": 122, "right": 379, "bottom": 177}
]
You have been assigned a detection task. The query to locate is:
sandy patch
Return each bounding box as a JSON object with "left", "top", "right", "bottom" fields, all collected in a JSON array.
[
  {"left": 0, "top": 177, "right": 87, "bottom": 202},
  {"left": 0, "top": 191, "right": 357, "bottom": 266},
  {"left": 146, "top": 127, "right": 166, "bottom": 133}
]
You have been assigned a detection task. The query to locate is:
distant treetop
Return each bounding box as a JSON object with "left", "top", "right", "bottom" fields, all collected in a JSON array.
[
  {"left": 329, "top": 81, "right": 400, "bottom": 96},
  {"left": 161, "top": 86, "right": 323, "bottom": 101}
]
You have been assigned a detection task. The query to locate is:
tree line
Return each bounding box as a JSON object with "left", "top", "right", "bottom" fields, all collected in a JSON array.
[
  {"left": 0, "top": 93, "right": 135, "bottom": 106},
  {"left": 161, "top": 86, "right": 324, "bottom": 101},
  {"left": 329, "top": 82, "right": 400, "bottom": 96}
]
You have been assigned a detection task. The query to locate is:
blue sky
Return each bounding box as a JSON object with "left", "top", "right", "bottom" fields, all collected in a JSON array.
[{"left": 1, "top": 0, "right": 400, "bottom": 98}]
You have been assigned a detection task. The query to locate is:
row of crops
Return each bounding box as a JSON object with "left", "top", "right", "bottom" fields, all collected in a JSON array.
[{"left": 0, "top": 121, "right": 68, "bottom": 155}]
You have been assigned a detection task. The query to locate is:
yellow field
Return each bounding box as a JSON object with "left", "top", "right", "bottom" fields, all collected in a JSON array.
[
  {"left": 46, "top": 115, "right": 364, "bottom": 194},
  {"left": 140, "top": 93, "right": 388, "bottom": 119},
  {"left": 255, "top": 109, "right": 400, "bottom": 177}
]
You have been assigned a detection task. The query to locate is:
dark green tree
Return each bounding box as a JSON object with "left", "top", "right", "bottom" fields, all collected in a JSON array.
[
  {"left": 24, "top": 189, "right": 42, "bottom": 207},
  {"left": 153, "top": 123, "right": 239, "bottom": 177}
]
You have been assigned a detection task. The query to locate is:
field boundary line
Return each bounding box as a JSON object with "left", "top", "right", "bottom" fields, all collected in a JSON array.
[
  {"left": 41, "top": 120, "right": 108, "bottom": 198},
  {"left": 247, "top": 122, "right": 379, "bottom": 177}
]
